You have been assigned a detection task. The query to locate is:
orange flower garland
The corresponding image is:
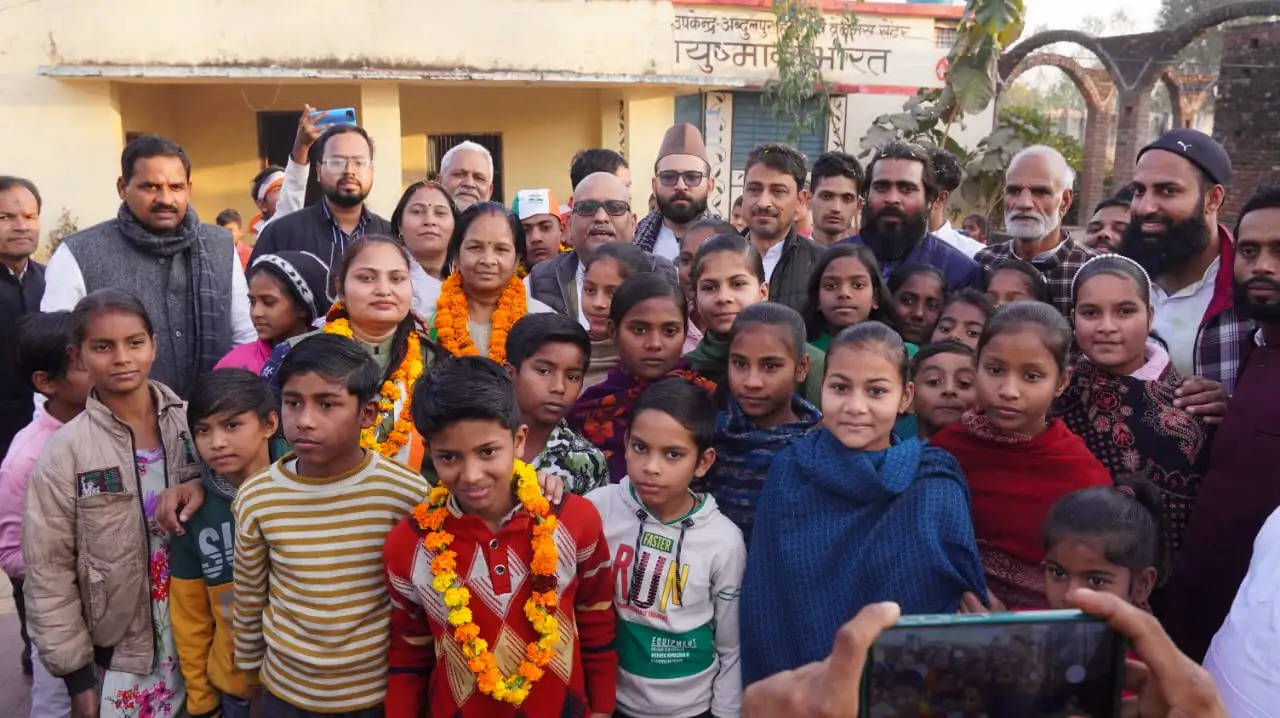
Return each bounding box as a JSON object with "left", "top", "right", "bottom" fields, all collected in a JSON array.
[
  {"left": 412, "top": 460, "right": 559, "bottom": 706},
  {"left": 323, "top": 303, "right": 424, "bottom": 459},
  {"left": 434, "top": 271, "right": 527, "bottom": 364}
]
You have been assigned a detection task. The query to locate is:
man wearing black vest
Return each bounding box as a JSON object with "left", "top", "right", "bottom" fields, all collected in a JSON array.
[{"left": 42, "top": 135, "right": 254, "bottom": 397}]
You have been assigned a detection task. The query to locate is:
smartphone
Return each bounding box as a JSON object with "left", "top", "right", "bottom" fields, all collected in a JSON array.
[
  {"left": 860, "top": 610, "right": 1124, "bottom": 718},
  {"left": 312, "top": 107, "right": 357, "bottom": 128}
]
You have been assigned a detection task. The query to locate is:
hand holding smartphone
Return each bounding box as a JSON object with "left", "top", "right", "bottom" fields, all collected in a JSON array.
[
  {"left": 860, "top": 610, "right": 1124, "bottom": 718},
  {"left": 311, "top": 107, "right": 357, "bottom": 128}
]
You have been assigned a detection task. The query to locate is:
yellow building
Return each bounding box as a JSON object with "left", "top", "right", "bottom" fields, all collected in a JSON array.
[{"left": 2, "top": 0, "right": 968, "bottom": 241}]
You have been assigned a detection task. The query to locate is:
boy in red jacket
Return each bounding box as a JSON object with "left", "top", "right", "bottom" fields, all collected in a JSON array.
[{"left": 384, "top": 356, "right": 617, "bottom": 716}]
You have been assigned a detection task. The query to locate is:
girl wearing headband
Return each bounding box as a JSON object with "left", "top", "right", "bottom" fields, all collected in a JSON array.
[{"left": 1052, "top": 253, "right": 1209, "bottom": 561}]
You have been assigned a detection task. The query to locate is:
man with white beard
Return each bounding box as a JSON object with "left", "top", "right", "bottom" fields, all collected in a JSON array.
[{"left": 975, "top": 145, "right": 1096, "bottom": 316}]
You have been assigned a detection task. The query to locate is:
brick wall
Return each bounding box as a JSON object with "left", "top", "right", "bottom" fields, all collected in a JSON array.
[{"left": 1215, "top": 21, "right": 1280, "bottom": 224}]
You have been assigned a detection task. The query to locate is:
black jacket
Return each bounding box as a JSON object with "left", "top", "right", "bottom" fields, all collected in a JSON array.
[
  {"left": 250, "top": 202, "right": 393, "bottom": 309},
  {"left": 528, "top": 248, "right": 680, "bottom": 318},
  {"left": 763, "top": 226, "right": 826, "bottom": 315},
  {"left": 0, "top": 260, "right": 45, "bottom": 457}
]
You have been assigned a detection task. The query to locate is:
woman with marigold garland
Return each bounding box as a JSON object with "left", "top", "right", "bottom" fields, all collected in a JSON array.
[
  {"left": 384, "top": 356, "right": 617, "bottom": 717},
  {"left": 426, "top": 201, "right": 553, "bottom": 364},
  {"left": 154, "top": 235, "right": 448, "bottom": 530},
  {"left": 260, "top": 234, "right": 445, "bottom": 470}
]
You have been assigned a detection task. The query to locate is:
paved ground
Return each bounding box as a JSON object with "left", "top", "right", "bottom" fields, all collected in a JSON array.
[{"left": 0, "top": 578, "right": 32, "bottom": 718}]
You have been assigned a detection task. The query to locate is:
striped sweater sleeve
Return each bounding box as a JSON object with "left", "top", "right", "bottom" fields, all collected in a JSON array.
[
  {"left": 231, "top": 479, "right": 268, "bottom": 677},
  {"left": 568, "top": 497, "right": 617, "bottom": 714},
  {"left": 384, "top": 516, "right": 433, "bottom": 717}
]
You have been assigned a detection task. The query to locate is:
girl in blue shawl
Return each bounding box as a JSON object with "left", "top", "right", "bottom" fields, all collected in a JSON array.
[
  {"left": 740, "top": 322, "right": 987, "bottom": 685},
  {"left": 701, "top": 302, "right": 822, "bottom": 546}
]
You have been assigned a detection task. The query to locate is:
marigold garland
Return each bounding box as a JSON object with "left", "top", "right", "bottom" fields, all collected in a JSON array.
[
  {"left": 322, "top": 303, "right": 424, "bottom": 459},
  {"left": 434, "top": 271, "right": 527, "bottom": 364},
  {"left": 412, "top": 460, "right": 558, "bottom": 707}
]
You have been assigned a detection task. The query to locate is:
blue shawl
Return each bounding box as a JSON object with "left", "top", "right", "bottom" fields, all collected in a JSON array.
[
  {"left": 703, "top": 395, "right": 821, "bottom": 546},
  {"left": 739, "top": 429, "right": 987, "bottom": 685}
]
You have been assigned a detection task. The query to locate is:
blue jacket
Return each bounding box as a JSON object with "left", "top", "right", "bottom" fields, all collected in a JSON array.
[{"left": 841, "top": 232, "right": 981, "bottom": 290}]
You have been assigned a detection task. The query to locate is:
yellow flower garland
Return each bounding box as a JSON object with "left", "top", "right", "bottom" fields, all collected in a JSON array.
[
  {"left": 412, "top": 460, "right": 559, "bottom": 706},
  {"left": 434, "top": 271, "right": 527, "bottom": 365},
  {"left": 322, "top": 306, "right": 424, "bottom": 459}
]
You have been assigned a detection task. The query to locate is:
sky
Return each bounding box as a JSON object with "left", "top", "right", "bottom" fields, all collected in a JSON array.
[{"left": 1023, "top": 0, "right": 1160, "bottom": 35}]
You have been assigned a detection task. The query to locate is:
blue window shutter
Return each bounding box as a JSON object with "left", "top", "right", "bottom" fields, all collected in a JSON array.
[{"left": 730, "top": 91, "right": 826, "bottom": 169}]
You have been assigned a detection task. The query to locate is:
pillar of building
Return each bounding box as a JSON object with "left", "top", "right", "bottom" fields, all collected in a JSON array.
[
  {"left": 359, "top": 82, "right": 403, "bottom": 217},
  {"left": 704, "top": 91, "right": 735, "bottom": 218},
  {"left": 1078, "top": 105, "right": 1110, "bottom": 218},
  {"left": 1111, "top": 87, "right": 1150, "bottom": 186}
]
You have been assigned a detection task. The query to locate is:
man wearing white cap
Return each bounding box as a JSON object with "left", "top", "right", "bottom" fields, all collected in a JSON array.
[
  {"left": 249, "top": 165, "right": 285, "bottom": 238},
  {"left": 513, "top": 188, "right": 564, "bottom": 266}
]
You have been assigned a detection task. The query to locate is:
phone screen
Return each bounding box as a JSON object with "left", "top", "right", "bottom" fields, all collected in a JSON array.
[{"left": 862, "top": 614, "right": 1122, "bottom": 718}]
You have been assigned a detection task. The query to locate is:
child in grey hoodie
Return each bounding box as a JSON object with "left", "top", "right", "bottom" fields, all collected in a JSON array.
[{"left": 587, "top": 377, "right": 745, "bottom": 718}]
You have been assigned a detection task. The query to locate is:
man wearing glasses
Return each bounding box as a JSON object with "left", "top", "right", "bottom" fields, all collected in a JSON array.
[
  {"left": 527, "top": 171, "right": 677, "bottom": 326},
  {"left": 251, "top": 124, "right": 393, "bottom": 307},
  {"left": 635, "top": 123, "right": 719, "bottom": 262}
]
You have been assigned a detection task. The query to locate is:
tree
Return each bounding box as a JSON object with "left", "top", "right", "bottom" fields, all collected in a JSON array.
[
  {"left": 1158, "top": 0, "right": 1226, "bottom": 73},
  {"left": 763, "top": 0, "right": 858, "bottom": 142}
]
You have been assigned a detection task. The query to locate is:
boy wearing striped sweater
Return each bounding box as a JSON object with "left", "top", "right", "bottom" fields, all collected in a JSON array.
[
  {"left": 384, "top": 356, "right": 618, "bottom": 717},
  {"left": 232, "top": 335, "right": 430, "bottom": 715}
]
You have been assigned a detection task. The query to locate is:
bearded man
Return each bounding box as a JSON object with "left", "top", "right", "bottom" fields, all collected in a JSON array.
[
  {"left": 1118, "top": 128, "right": 1251, "bottom": 391},
  {"left": 973, "top": 145, "right": 1096, "bottom": 316},
  {"left": 842, "top": 140, "right": 980, "bottom": 290},
  {"left": 251, "top": 124, "right": 392, "bottom": 308},
  {"left": 634, "top": 123, "right": 719, "bottom": 262}
]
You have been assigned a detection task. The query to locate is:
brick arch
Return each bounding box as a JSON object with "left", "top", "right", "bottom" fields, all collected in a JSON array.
[
  {"left": 998, "top": 30, "right": 1119, "bottom": 87},
  {"left": 1003, "top": 53, "right": 1106, "bottom": 111}
]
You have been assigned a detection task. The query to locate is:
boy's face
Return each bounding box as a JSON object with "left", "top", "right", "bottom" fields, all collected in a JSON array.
[
  {"left": 912, "top": 352, "right": 977, "bottom": 436},
  {"left": 625, "top": 408, "right": 714, "bottom": 512},
  {"left": 429, "top": 419, "right": 527, "bottom": 518},
  {"left": 728, "top": 324, "right": 808, "bottom": 428},
  {"left": 193, "top": 409, "right": 278, "bottom": 482},
  {"left": 512, "top": 342, "right": 587, "bottom": 430},
  {"left": 281, "top": 371, "right": 377, "bottom": 472}
]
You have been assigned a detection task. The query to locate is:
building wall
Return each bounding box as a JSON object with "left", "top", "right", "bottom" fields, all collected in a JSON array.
[
  {"left": 1, "top": 0, "right": 963, "bottom": 244},
  {"left": 399, "top": 85, "right": 604, "bottom": 206},
  {"left": 1214, "top": 22, "right": 1280, "bottom": 224},
  {"left": 116, "top": 83, "right": 361, "bottom": 223}
]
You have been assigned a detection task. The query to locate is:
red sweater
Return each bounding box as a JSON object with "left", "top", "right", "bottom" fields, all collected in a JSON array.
[
  {"left": 384, "top": 493, "right": 617, "bottom": 717},
  {"left": 932, "top": 414, "right": 1112, "bottom": 608}
]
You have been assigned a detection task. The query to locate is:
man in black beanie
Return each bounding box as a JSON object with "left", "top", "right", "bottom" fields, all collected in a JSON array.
[{"left": 1121, "top": 128, "right": 1252, "bottom": 396}]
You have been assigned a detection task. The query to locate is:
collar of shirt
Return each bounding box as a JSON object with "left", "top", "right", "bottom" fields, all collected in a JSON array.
[
  {"left": 762, "top": 238, "right": 785, "bottom": 281},
  {"left": 1153, "top": 255, "right": 1221, "bottom": 302},
  {"left": 2, "top": 260, "right": 28, "bottom": 281},
  {"left": 320, "top": 199, "right": 372, "bottom": 238}
]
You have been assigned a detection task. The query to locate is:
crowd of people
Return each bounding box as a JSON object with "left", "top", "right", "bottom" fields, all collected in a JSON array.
[{"left": 0, "top": 102, "right": 1275, "bottom": 718}]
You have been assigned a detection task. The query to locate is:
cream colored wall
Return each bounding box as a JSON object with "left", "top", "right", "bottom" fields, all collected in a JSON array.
[
  {"left": 116, "top": 83, "right": 361, "bottom": 224},
  {"left": 398, "top": 85, "right": 603, "bottom": 205},
  {"left": 0, "top": 0, "right": 958, "bottom": 245}
]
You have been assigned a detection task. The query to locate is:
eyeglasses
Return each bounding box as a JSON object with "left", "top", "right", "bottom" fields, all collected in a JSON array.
[
  {"left": 573, "top": 200, "right": 631, "bottom": 217},
  {"left": 321, "top": 156, "right": 371, "bottom": 171},
  {"left": 656, "top": 170, "right": 706, "bottom": 187}
]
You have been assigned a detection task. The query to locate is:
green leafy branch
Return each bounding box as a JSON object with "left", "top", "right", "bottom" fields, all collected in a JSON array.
[
  {"left": 763, "top": 0, "right": 859, "bottom": 143},
  {"left": 857, "top": 0, "right": 1028, "bottom": 221}
]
